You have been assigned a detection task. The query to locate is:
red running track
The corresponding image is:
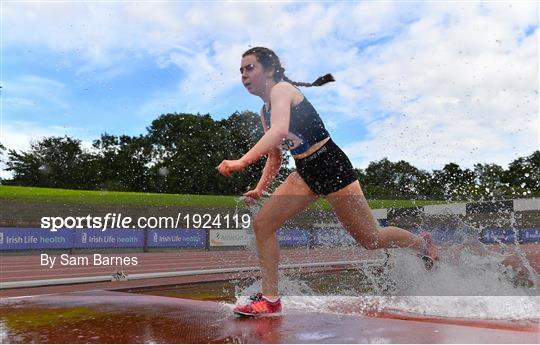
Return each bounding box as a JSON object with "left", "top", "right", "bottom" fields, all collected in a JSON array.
[
  {"left": 0, "top": 247, "right": 382, "bottom": 297},
  {"left": 1, "top": 244, "right": 539, "bottom": 297}
]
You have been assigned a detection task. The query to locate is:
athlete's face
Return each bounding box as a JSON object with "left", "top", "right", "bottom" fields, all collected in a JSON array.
[{"left": 240, "top": 54, "right": 273, "bottom": 95}]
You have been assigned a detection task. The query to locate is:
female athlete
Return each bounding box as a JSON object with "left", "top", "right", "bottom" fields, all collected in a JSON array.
[{"left": 218, "top": 47, "right": 438, "bottom": 316}]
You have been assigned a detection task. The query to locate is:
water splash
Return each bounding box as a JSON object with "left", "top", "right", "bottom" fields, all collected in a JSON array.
[
  {"left": 233, "top": 272, "right": 539, "bottom": 320},
  {"left": 233, "top": 197, "right": 539, "bottom": 320},
  {"left": 232, "top": 237, "right": 539, "bottom": 320},
  {"left": 379, "top": 248, "right": 537, "bottom": 296}
]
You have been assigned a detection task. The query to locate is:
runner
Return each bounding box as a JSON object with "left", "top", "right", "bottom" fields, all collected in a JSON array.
[{"left": 218, "top": 47, "right": 438, "bottom": 317}]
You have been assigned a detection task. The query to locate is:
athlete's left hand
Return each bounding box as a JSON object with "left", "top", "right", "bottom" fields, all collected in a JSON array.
[{"left": 217, "top": 159, "right": 248, "bottom": 177}]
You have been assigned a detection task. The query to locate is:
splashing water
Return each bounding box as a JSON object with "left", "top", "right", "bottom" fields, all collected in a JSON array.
[
  {"left": 231, "top": 201, "right": 539, "bottom": 321},
  {"left": 233, "top": 193, "right": 272, "bottom": 251},
  {"left": 381, "top": 249, "right": 537, "bottom": 296},
  {"left": 231, "top": 248, "right": 539, "bottom": 320}
]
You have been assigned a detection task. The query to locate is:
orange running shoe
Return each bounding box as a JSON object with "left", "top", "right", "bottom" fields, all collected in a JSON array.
[{"left": 233, "top": 293, "right": 282, "bottom": 317}]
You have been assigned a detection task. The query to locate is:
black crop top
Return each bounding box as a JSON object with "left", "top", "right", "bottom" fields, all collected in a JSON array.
[{"left": 263, "top": 97, "right": 330, "bottom": 155}]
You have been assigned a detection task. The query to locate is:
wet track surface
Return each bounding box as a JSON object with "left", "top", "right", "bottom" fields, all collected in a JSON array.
[
  {"left": 1, "top": 245, "right": 539, "bottom": 343},
  {"left": 1, "top": 290, "right": 538, "bottom": 344}
]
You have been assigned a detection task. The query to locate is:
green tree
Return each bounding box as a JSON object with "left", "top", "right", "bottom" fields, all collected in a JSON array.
[
  {"left": 145, "top": 111, "right": 272, "bottom": 195},
  {"left": 503, "top": 150, "right": 540, "bottom": 197},
  {"left": 6, "top": 136, "right": 89, "bottom": 189},
  {"left": 0, "top": 142, "right": 6, "bottom": 180},
  {"left": 473, "top": 163, "right": 506, "bottom": 199},
  {"left": 361, "top": 158, "right": 430, "bottom": 199},
  {"left": 147, "top": 113, "right": 231, "bottom": 194},
  {"left": 362, "top": 159, "right": 396, "bottom": 198},
  {"left": 219, "top": 111, "right": 276, "bottom": 193},
  {"left": 92, "top": 133, "right": 153, "bottom": 191},
  {"left": 431, "top": 163, "right": 476, "bottom": 200}
]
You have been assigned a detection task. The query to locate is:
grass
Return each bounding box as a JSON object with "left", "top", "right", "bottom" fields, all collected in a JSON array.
[
  {"left": 0, "top": 185, "right": 446, "bottom": 209},
  {"left": 0, "top": 185, "right": 239, "bottom": 208}
]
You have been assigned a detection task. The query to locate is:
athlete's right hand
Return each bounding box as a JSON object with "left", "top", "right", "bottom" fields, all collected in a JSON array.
[{"left": 217, "top": 159, "right": 248, "bottom": 177}]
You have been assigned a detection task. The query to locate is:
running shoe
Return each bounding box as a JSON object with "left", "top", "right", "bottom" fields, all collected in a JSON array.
[
  {"left": 233, "top": 293, "right": 282, "bottom": 317},
  {"left": 419, "top": 231, "right": 439, "bottom": 270}
]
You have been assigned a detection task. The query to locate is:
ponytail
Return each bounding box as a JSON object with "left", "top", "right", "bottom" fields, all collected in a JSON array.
[{"left": 282, "top": 73, "right": 335, "bottom": 87}]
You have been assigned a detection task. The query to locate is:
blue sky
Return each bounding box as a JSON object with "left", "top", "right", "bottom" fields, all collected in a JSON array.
[{"left": 2, "top": 1, "right": 538, "bottom": 179}]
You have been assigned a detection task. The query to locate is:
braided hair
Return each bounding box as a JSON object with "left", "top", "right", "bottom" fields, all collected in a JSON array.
[{"left": 242, "top": 47, "right": 335, "bottom": 87}]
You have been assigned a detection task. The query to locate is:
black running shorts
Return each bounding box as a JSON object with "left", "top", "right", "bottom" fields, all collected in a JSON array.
[{"left": 294, "top": 138, "right": 358, "bottom": 196}]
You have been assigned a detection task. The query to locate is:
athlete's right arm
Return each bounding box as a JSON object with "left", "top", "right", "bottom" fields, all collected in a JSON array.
[
  {"left": 237, "top": 84, "right": 291, "bottom": 167},
  {"left": 244, "top": 110, "right": 283, "bottom": 198}
]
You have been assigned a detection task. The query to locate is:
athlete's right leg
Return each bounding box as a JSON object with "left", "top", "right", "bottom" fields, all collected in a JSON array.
[
  {"left": 326, "top": 180, "right": 437, "bottom": 259},
  {"left": 253, "top": 172, "right": 318, "bottom": 297}
]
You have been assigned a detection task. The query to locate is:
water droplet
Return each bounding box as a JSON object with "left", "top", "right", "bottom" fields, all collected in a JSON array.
[{"left": 158, "top": 167, "right": 169, "bottom": 177}]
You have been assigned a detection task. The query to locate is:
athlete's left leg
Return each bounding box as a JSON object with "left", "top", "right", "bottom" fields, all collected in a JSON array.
[{"left": 252, "top": 172, "right": 319, "bottom": 297}]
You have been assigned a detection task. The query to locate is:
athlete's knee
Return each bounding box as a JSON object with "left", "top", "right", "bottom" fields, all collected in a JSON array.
[
  {"left": 355, "top": 232, "right": 381, "bottom": 250},
  {"left": 361, "top": 239, "right": 381, "bottom": 250},
  {"left": 344, "top": 222, "right": 381, "bottom": 250},
  {"left": 253, "top": 213, "right": 281, "bottom": 234}
]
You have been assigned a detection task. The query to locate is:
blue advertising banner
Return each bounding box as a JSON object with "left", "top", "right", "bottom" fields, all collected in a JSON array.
[
  {"left": 480, "top": 228, "right": 517, "bottom": 244},
  {"left": 431, "top": 228, "right": 465, "bottom": 244},
  {"left": 313, "top": 228, "right": 356, "bottom": 247},
  {"left": 521, "top": 228, "right": 540, "bottom": 243},
  {"left": 409, "top": 226, "right": 468, "bottom": 244},
  {"left": 147, "top": 229, "right": 207, "bottom": 248},
  {"left": 277, "top": 228, "right": 310, "bottom": 247},
  {"left": 0, "top": 228, "right": 73, "bottom": 250},
  {"left": 73, "top": 229, "right": 145, "bottom": 248}
]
